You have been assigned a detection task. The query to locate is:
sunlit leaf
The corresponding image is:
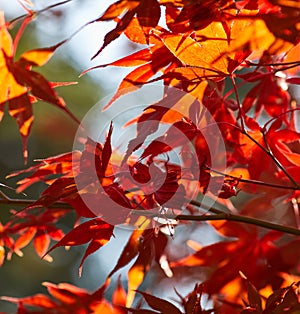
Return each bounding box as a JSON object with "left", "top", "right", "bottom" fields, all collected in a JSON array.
[
  {"left": 46, "top": 218, "right": 114, "bottom": 274},
  {"left": 0, "top": 13, "right": 78, "bottom": 161}
]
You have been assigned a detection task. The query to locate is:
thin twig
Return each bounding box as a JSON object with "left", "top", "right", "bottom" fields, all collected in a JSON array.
[
  {"left": 262, "top": 131, "right": 300, "bottom": 188},
  {"left": 242, "top": 130, "right": 300, "bottom": 189},
  {"left": 263, "top": 108, "right": 300, "bottom": 130},
  {"left": 246, "top": 60, "right": 300, "bottom": 68},
  {"left": 230, "top": 75, "right": 245, "bottom": 130},
  {"left": 0, "top": 197, "right": 71, "bottom": 209},
  {"left": 230, "top": 73, "right": 299, "bottom": 189},
  {"left": 8, "top": 0, "right": 72, "bottom": 27},
  {"left": 0, "top": 190, "right": 10, "bottom": 200},
  {"left": 292, "top": 198, "right": 300, "bottom": 230},
  {"left": 205, "top": 166, "right": 299, "bottom": 191}
]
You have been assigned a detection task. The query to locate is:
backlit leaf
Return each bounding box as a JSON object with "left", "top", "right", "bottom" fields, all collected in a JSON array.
[
  {"left": 159, "top": 25, "right": 230, "bottom": 75},
  {"left": 0, "top": 294, "right": 58, "bottom": 309},
  {"left": 0, "top": 12, "right": 78, "bottom": 161},
  {"left": 112, "top": 277, "right": 126, "bottom": 307},
  {"left": 46, "top": 218, "right": 114, "bottom": 273},
  {"left": 137, "top": 291, "right": 183, "bottom": 314}
]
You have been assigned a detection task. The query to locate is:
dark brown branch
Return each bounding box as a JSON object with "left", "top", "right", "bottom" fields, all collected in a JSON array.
[{"left": 1, "top": 195, "right": 299, "bottom": 236}]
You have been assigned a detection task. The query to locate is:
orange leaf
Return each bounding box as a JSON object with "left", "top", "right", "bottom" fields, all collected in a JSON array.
[
  {"left": 0, "top": 13, "right": 77, "bottom": 161},
  {"left": 0, "top": 12, "right": 26, "bottom": 105},
  {"left": 103, "top": 63, "right": 155, "bottom": 109},
  {"left": 34, "top": 231, "right": 51, "bottom": 258},
  {"left": 0, "top": 246, "right": 5, "bottom": 267},
  {"left": 14, "top": 227, "right": 36, "bottom": 250},
  {"left": 226, "top": 16, "right": 293, "bottom": 57},
  {"left": 8, "top": 151, "right": 80, "bottom": 193},
  {"left": 0, "top": 294, "right": 58, "bottom": 308},
  {"left": 284, "top": 43, "right": 300, "bottom": 75},
  {"left": 112, "top": 277, "right": 127, "bottom": 307},
  {"left": 93, "top": 9, "right": 137, "bottom": 58},
  {"left": 126, "top": 243, "right": 151, "bottom": 307},
  {"left": 108, "top": 229, "right": 144, "bottom": 278},
  {"left": 18, "top": 42, "right": 65, "bottom": 67},
  {"left": 124, "top": 17, "right": 148, "bottom": 44},
  {"left": 158, "top": 23, "right": 231, "bottom": 75},
  {"left": 96, "top": 0, "right": 139, "bottom": 21},
  {"left": 7, "top": 95, "right": 33, "bottom": 161},
  {"left": 43, "top": 282, "right": 90, "bottom": 304},
  {"left": 82, "top": 48, "right": 151, "bottom": 74}
]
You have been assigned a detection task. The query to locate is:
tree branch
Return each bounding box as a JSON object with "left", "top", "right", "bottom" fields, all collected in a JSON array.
[
  {"left": 176, "top": 213, "right": 300, "bottom": 235},
  {"left": 187, "top": 199, "right": 300, "bottom": 235},
  {"left": 1, "top": 196, "right": 299, "bottom": 236}
]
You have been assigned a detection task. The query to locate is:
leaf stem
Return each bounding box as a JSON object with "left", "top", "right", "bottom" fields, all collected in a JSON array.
[
  {"left": 0, "top": 196, "right": 71, "bottom": 209},
  {"left": 230, "top": 75, "right": 245, "bottom": 131},
  {"left": 263, "top": 108, "right": 300, "bottom": 130}
]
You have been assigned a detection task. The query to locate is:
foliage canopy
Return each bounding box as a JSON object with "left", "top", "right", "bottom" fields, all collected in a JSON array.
[{"left": 0, "top": 0, "right": 300, "bottom": 313}]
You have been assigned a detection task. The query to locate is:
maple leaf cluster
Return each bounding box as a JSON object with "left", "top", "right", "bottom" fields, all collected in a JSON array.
[{"left": 0, "top": 0, "right": 300, "bottom": 313}]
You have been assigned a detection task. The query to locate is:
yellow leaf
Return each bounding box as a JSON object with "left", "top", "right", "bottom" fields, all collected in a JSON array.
[
  {"left": 0, "top": 12, "right": 26, "bottom": 105},
  {"left": 228, "top": 17, "right": 293, "bottom": 57},
  {"left": 160, "top": 22, "right": 231, "bottom": 74},
  {"left": 20, "top": 48, "right": 56, "bottom": 67},
  {"left": 127, "top": 260, "right": 149, "bottom": 307}
]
